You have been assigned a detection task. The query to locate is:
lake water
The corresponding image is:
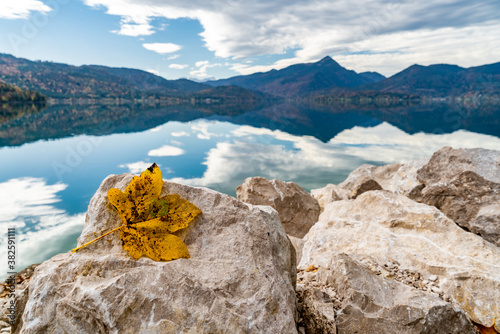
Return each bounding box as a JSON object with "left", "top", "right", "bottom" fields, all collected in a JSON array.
[{"left": 1, "top": 101, "right": 500, "bottom": 279}]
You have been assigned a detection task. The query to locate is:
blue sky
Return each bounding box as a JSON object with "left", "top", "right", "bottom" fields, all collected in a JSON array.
[{"left": 0, "top": 0, "right": 499, "bottom": 80}]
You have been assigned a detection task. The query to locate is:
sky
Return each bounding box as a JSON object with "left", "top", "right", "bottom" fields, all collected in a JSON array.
[{"left": 0, "top": 0, "right": 499, "bottom": 80}]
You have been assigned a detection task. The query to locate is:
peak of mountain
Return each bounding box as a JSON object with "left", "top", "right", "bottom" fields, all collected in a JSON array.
[
  {"left": 209, "top": 56, "right": 372, "bottom": 97},
  {"left": 317, "top": 56, "right": 339, "bottom": 66},
  {"left": 319, "top": 55, "right": 333, "bottom": 62}
]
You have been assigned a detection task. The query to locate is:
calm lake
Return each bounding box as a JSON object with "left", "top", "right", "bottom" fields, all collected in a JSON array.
[{"left": 1, "top": 101, "right": 500, "bottom": 278}]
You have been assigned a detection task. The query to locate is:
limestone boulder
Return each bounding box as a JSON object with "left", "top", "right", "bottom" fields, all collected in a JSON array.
[
  {"left": 310, "top": 184, "right": 348, "bottom": 211},
  {"left": 297, "top": 254, "right": 478, "bottom": 334},
  {"left": 300, "top": 191, "right": 500, "bottom": 331},
  {"left": 337, "top": 164, "right": 384, "bottom": 199},
  {"left": 15, "top": 174, "right": 298, "bottom": 334},
  {"left": 411, "top": 146, "right": 500, "bottom": 246},
  {"left": 236, "top": 177, "right": 320, "bottom": 238},
  {"left": 379, "top": 159, "right": 427, "bottom": 196},
  {"left": 312, "top": 159, "right": 426, "bottom": 209},
  {"left": 288, "top": 236, "right": 305, "bottom": 264},
  {"left": 0, "top": 264, "right": 39, "bottom": 332},
  {"left": 338, "top": 160, "right": 428, "bottom": 199}
]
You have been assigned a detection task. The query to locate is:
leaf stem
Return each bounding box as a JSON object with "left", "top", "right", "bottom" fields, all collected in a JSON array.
[{"left": 72, "top": 225, "right": 125, "bottom": 253}]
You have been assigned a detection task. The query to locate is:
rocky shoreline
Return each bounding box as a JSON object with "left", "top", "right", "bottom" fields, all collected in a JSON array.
[{"left": 2, "top": 146, "right": 499, "bottom": 333}]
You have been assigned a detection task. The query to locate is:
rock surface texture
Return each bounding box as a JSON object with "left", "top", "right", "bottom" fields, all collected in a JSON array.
[
  {"left": 410, "top": 146, "right": 500, "bottom": 246},
  {"left": 297, "top": 254, "right": 478, "bottom": 334},
  {"left": 0, "top": 264, "right": 39, "bottom": 333},
  {"left": 310, "top": 184, "right": 348, "bottom": 211},
  {"left": 236, "top": 177, "right": 320, "bottom": 238},
  {"left": 311, "top": 159, "right": 427, "bottom": 209},
  {"left": 15, "top": 174, "right": 298, "bottom": 334},
  {"left": 300, "top": 190, "right": 500, "bottom": 332}
]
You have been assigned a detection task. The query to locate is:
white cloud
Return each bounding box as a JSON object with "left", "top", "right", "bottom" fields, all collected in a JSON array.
[
  {"left": 145, "top": 69, "right": 160, "bottom": 75},
  {"left": 191, "top": 123, "right": 222, "bottom": 140},
  {"left": 195, "top": 60, "right": 209, "bottom": 67},
  {"left": 169, "top": 64, "right": 188, "bottom": 70},
  {"left": 143, "top": 42, "right": 182, "bottom": 54},
  {"left": 118, "top": 161, "right": 173, "bottom": 174},
  {"left": 0, "top": 178, "right": 67, "bottom": 222},
  {"left": 327, "top": 123, "right": 500, "bottom": 162},
  {"left": 83, "top": 0, "right": 500, "bottom": 76},
  {"left": 171, "top": 131, "right": 190, "bottom": 137},
  {"left": 148, "top": 145, "right": 185, "bottom": 156},
  {"left": 170, "top": 140, "right": 183, "bottom": 146},
  {"left": 167, "top": 54, "right": 180, "bottom": 60},
  {"left": 0, "top": 178, "right": 85, "bottom": 280},
  {"left": 190, "top": 60, "right": 221, "bottom": 79},
  {"left": 119, "top": 161, "right": 156, "bottom": 173},
  {"left": 0, "top": 0, "right": 52, "bottom": 19},
  {"left": 149, "top": 125, "right": 163, "bottom": 132},
  {"left": 0, "top": 212, "right": 85, "bottom": 281},
  {"left": 113, "top": 22, "right": 154, "bottom": 36}
]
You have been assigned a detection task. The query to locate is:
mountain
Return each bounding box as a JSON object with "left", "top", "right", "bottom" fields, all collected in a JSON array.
[
  {"left": 0, "top": 82, "right": 46, "bottom": 123},
  {"left": 359, "top": 71, "right": 385, "bottom": 83},
  {"left": 210, "top": 57, "right": 500, "bottom": 98},
  {"left": 0, "top": 81, "right": 46, "bottom": 103},
  {"left": 2, "top": 53, "right": 498, "bottom": 101},
  {"left": 0, "top": 54, "right": 210, "bottom": 99},
  {"left": 468, "top": 62, "right": 500, "bottom": 75},
  {"left": 82, "top": 65, "right": 206, "bottom": 93},
  {"left": 364, "top": 64, "right": 464, "bottom": 96},
  {"left": 365, "top": 62, "right": 500, "bottom": 97},
  {"left": 208, "top": 56, "right": 376, "bottom": 97},
  {"left": 0, "top": 101, "right": 261, "bottom": 147}
]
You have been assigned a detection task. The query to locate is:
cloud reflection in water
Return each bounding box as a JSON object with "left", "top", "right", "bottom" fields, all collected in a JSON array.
[
  {"left": 0, "top": 178, "right": 84, "bottom": 279},
  {"left": 170, "top": 122, "right": 500, "bottom": 195}
]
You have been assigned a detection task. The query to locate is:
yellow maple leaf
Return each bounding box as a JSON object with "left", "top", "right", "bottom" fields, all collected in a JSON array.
[{"left": 72, "top": 163, "right": 201, "bottom": 262}]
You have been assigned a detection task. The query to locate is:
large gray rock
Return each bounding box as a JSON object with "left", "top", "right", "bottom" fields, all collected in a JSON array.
[
  {"left": 412, "top": 146, "right": 500, "bottom": 246},
  {"left": 288, "top": 236, "right": 305, "bottom": 264},
  {"left": 0, "top": 264, "right": 39, "bottom": 332},
  {"left": 337, "top": 164, "right": 384, "bottom": 199},
  {"left": 300, "top": 191, "right": 500, "bottom": 331},
  {"left": 310, "top": 184, "right": 348, "bottom": 212},
  {"left": 297, "top": 254, "right": 478, "bottom": 334},
  {"left": 236, "top": 177, "right": 320, "bottom": 238},
  {"left": 15, "top": 174, "right": 298, "bottom": 333},
  {"left": 339, "top": 160, "right": 428, "bottom": 198},
  {"left": 311, "top": 159, "right": 426, "bottom": 209}
]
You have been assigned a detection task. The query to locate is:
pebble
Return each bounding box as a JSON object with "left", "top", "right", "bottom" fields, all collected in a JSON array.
[
  {"left": 428, "top": 275, "right": 438, "bottom": 282},
  {"left": 431, "top": 286, "right": 443, "bottom": 294}
]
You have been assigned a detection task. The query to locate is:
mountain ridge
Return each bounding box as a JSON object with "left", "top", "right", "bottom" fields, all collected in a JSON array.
[
  {"left": 0, "top": 53, "right": 212, "bottom": 100},
  {"left": 208, "top": 56, "right": 381, "bottom": 97},
  {"left": 1, "top": 53, "right": 499, "bottom": 102},
  {"left": 365, "top": 62, "right": 500, "bottom": 97}
]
